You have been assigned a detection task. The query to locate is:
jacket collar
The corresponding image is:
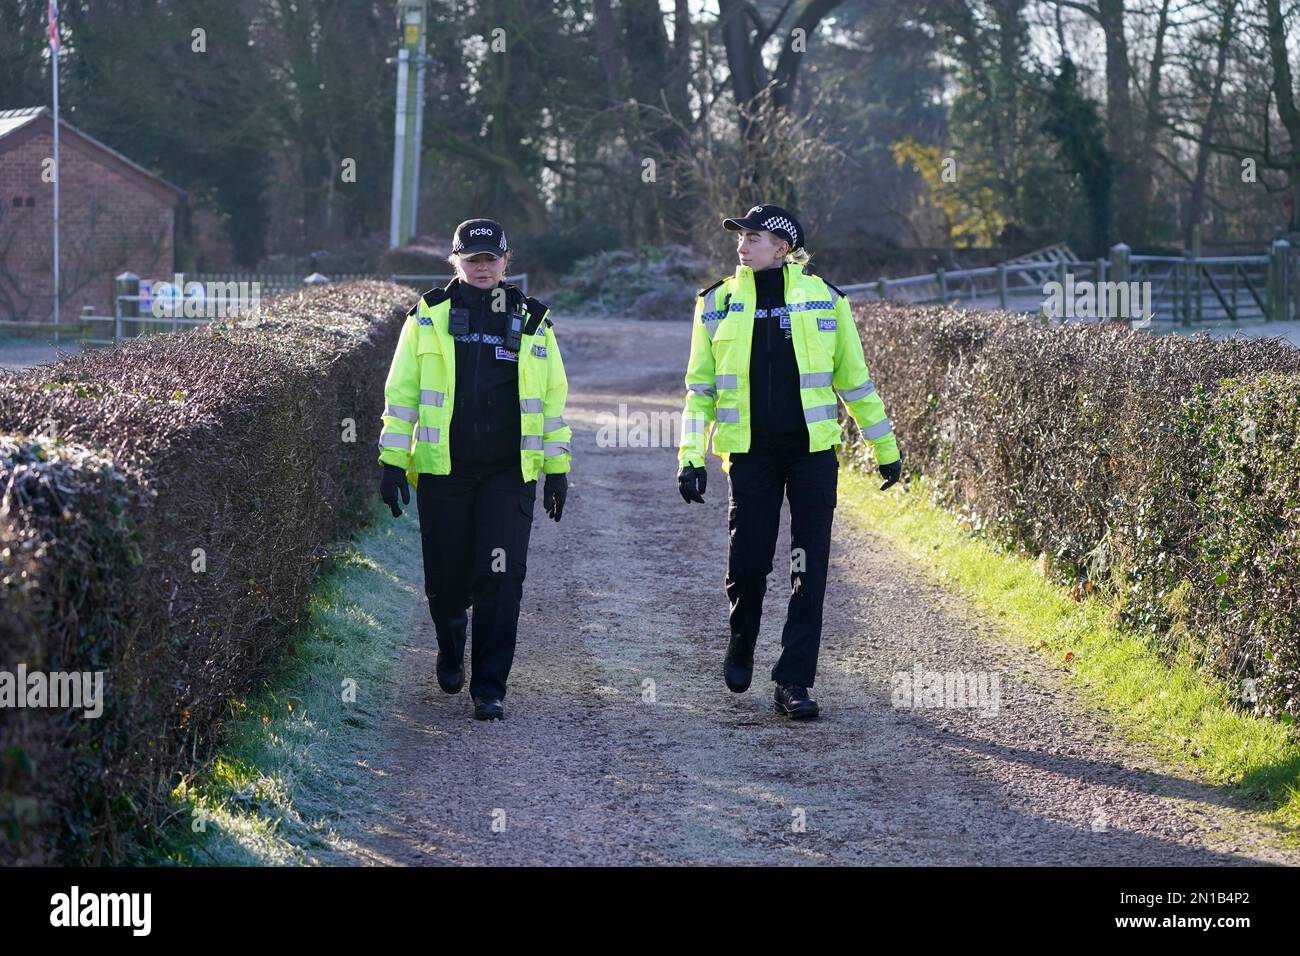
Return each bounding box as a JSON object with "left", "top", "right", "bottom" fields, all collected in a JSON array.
[
  {"left": 443, "top": 276, "right": 522, "bottom": 307},
  {"left": 733, "top": 262, "right": 800, "bottom": 294}
]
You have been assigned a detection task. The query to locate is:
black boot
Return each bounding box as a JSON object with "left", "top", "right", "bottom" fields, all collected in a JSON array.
[
  {"left": 434, "top": 611, "right": 467, "bottom": 694},
  {"left": 473, "top": 696, "right": 505, "bottom": 721},
  {"left": 724, "top": 632, "right": 757, "bottom": 693},
  {"left": 436, "top": 647, "right": 465, "bottom": 694},
  {"left": 774, "top": 683, "right": 819, "bottom": 720}
]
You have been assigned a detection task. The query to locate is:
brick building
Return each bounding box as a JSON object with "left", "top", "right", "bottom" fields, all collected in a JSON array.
[{"left": 0, "top": 106, "right": 184, "bottom": 322}]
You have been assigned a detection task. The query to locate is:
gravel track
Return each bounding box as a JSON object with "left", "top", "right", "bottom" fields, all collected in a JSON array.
[{"left": 330, "top": 316, "right": 1297, "bottom": 866}]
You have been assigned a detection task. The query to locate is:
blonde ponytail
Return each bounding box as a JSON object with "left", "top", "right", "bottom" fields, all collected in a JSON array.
[{"left": 785, "top": 246, "right": 811, "bottom": 268}]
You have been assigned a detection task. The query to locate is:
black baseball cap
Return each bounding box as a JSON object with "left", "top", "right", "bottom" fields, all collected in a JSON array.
[
  {"left": 451, "top": 218, "right": 508, "bottom": 257},
  {"left": 723, "top": 203, "right": 803, "bottom": 250}
]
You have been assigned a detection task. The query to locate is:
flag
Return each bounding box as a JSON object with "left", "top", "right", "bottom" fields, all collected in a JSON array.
[{"left": 48, "top": 0, "right": 60, "bottom": 51}]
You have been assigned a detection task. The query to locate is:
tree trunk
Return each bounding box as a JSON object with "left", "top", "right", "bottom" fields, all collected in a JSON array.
[
  {"left": 1184, "top": 0, "right": 1236, "bottom": 247},
  {"left": 592, "top": 0, "right": 624, "bottom": 101},
  {"left": 1097, "top": 0, "right": 1136, "bottom": 242},
  {"left": 1135, "top": 0, "right": 1171, "bottom": 245},
  {"left": 1266, "top": 0, "right": 1300, "bottom": 230}
]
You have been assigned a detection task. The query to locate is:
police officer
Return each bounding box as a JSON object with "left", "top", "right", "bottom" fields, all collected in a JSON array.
[
  {"left": 676, "top": 204, "right": 902, "bottom": 720},
  {"left": 377, "top": 218, "right": 572, "bottom": 720}
]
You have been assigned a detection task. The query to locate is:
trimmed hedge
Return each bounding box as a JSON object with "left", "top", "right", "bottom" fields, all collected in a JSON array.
[
  {"left": 0, "top": 281, "right": 410, "bottom": 863},
  {"left": 844, "top": 303, "right": 1300, "bottom": 721}
]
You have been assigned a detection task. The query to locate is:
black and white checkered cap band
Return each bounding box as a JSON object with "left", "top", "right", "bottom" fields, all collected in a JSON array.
[{"left": 762, "top": 215, "right": 798, "bottom": 247}]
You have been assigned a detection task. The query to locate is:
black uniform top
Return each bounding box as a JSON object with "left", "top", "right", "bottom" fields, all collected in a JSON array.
[
  {"left": 748, "top": 264, "right": 808, "bottom": 455},
  {"left": 447, "top": 278, "right": 524, "bottom": 469}
]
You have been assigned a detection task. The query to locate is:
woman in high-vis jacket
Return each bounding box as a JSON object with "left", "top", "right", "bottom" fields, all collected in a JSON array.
[
  {"left": 676, "top": 203, "right": 902, "bottom": 720},
  {"left": 377, "top": 218, "right": 572, "bottom": 721}
]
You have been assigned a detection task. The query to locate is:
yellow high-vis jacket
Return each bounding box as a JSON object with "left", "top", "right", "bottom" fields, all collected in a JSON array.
[
  {"left": 678, "top": 263, "right": 899, "bottom": 474},
  {"left": 377, "top": 284, "right": 572, "bottom": 489}
]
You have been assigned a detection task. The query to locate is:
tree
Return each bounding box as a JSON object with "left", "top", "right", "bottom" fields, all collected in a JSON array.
[
  {"left": 1041, "top": 56, "right": 1114, "bottom": 256},
  {"left": 61, "top": 0, "right": 275, "bottom": 266},
  {"left": 716, "top": 0, "right": 848, "bottom": 191}
]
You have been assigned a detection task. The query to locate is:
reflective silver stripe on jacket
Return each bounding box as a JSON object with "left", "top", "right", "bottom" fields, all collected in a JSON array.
[
  {"left": 863, "top": 418, "right": 893, "bottom": 441},
  {"left": 803, "top": 404, "right": 838, "bottom": 424},
  {"left": 379, "top": 431, "right": 413, "bottom": 449},
  {"left": 838, "top": 379, "right": 876, "bottom": 403},
  {"left": 415, "top": 426, "right": 439, "bottom": 443},
  {"left": 702, "top": 317, "right": 722, "bottom": 339},
  {"left": 715, "top": 373, "right": 739, "bottom": 390},
  {"left": 799, "top": 372, "right": 833, "bottom": 389},
  {"left": 683, "top": 417, "right": 707, "bottom": 433},
  {"left": 544, "top": 416, "right": 566, "bottom": 432},
  {"left": 521, "top": 435, "right": 544, "bottom": 450},
  {"left": 687, "top": 382, "right": 716, "bottom": 399},
  {"left": 715, "top": 407, "right": 740, "bottom": 423},
  {"left": 520, "top": 398, "right": 544, "bottom": 414},
  {"left": 544, "top": 441, "right": 570, "bottom": 457},
  {"left": 419, "top": 389, "right": 445, "bottom": 407},
  {"left": 385, "top": 402, "right": 418, "bottom": 423}
]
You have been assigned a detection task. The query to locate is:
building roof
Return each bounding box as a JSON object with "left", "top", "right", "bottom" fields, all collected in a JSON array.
[{"left": 0, "top": 106, "right": 185, "bottom": 201}]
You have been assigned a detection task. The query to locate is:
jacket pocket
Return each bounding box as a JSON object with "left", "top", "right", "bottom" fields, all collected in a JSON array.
[
  {"left": 415, "top": 328, "right": 442, "bottom": 355},
  {"left": 712, "top": 317, "right": 739, "bottom": 347},
  {"left": 806, "top": 316, "right": 837, "bottom": 364},
  {"left": 711, "top": 317, "right": 742, "bottom": 375}
]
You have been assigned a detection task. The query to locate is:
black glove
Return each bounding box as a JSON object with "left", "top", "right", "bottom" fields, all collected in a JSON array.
[
  {"left": 380, "top": 463, "right": 409, "bottom": 517},
  {"left": 677, "top": 464, "right": 707, "bottom": 503},
  {"left": 878, "top": 451, "right": 904, "bottom": 491},
  {"left": 543, "top": 472, "right": 567, "bottom": 522}
]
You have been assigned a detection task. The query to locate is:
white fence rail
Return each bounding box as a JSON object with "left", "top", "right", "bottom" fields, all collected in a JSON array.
[{"left": 838, "top": 242, "right": 1293, "bottom": 325}]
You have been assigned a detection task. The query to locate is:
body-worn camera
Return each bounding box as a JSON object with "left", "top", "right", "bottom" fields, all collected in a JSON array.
[
  {"left": 448, "top": 306, "right": 470, "bottom": 336},
  {"left": 506, "top": 309, "right": 526, "bottom": 352}
]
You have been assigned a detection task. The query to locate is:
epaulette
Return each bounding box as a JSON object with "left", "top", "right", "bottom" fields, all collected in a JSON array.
[
  {"left": 697, "top": 276, "right": 727, "bottom": 298},
  {"left": 522, "top": 294, "right": 550, "bottom": 335},
  {"left": 419, "top": 287, "right": 451, "bottom": 310}
]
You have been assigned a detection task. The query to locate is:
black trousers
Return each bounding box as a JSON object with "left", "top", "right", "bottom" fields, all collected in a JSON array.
[
  {"left": 415, "top": 461, "right": 537, "bottom": 700},
  {"left": 726, "top": 446, "right": 838, "bottom": 688}
]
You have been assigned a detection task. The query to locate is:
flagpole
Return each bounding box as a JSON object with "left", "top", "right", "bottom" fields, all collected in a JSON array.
[{"left": 51, "top": 8, "right": 60, "bottom": 340}]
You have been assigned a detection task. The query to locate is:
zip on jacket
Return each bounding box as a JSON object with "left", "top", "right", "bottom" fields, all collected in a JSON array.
[
  {"left": 448, "top": 280, "right": 522, "bottom": 469},
  {"left": 748, "top": 264, "right": 806, "bottom": 454}
]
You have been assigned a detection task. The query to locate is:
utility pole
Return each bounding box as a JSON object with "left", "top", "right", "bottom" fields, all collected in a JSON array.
[
  {"left": 49, "top": 1, "right": 62, "bottom": 338},
  {"left": 388, "top": 0, "right": 428, "bottom": 249}
]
